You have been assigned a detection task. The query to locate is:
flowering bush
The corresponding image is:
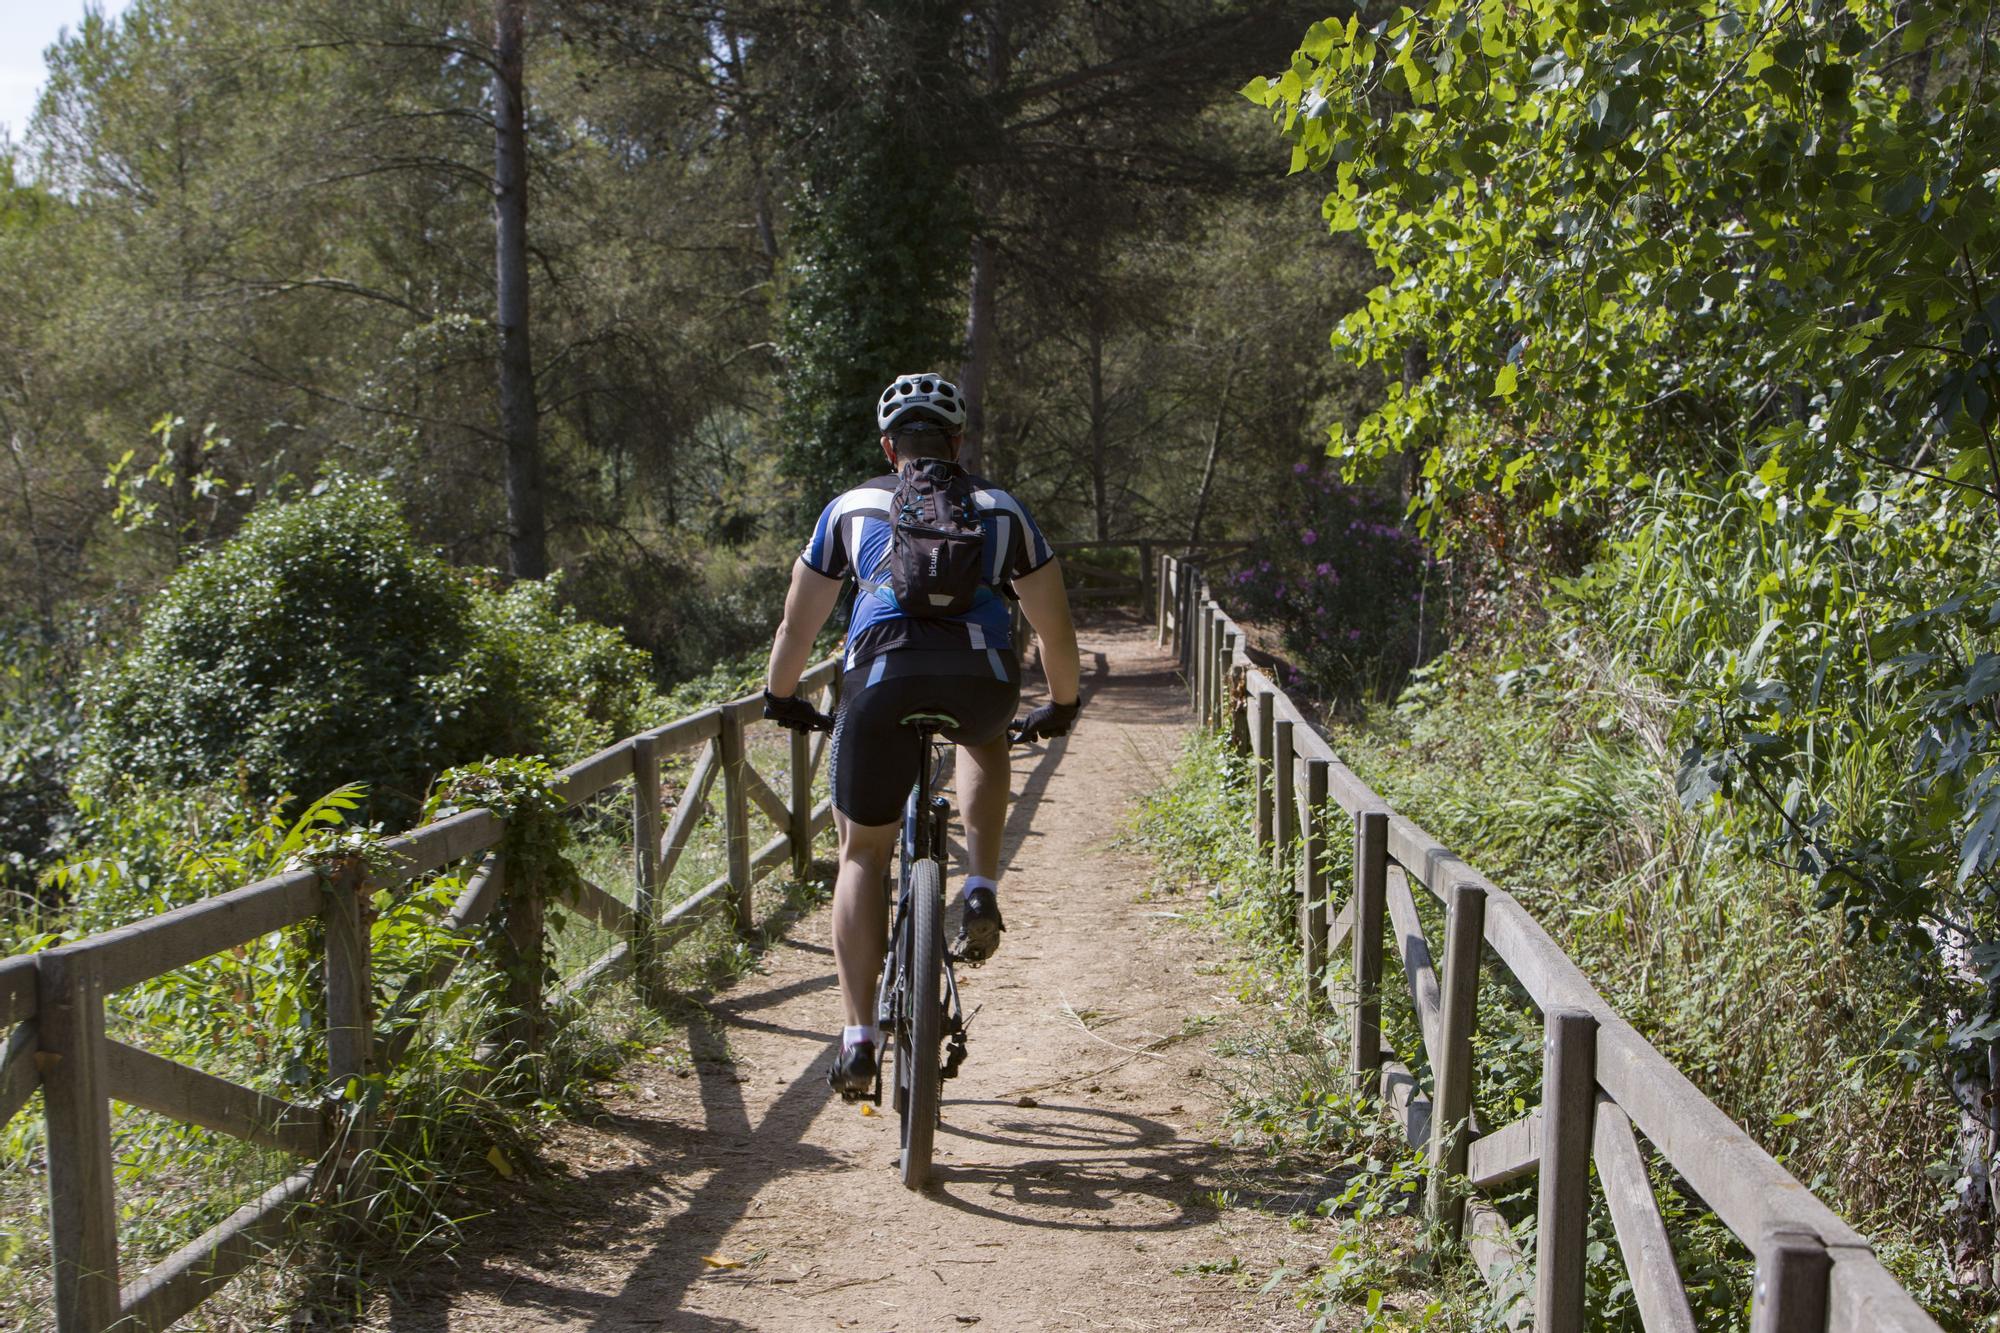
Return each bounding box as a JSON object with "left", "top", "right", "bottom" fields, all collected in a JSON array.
[{"left": 1225, "top": 466, "right": 1435, "bottom": 702}]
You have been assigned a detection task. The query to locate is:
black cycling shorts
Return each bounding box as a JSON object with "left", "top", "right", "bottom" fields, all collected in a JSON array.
[{"left": 830, "top": 649, "right": 1021, "bottom": 827}]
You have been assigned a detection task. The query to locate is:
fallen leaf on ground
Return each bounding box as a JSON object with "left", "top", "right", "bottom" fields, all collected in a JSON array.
[
  {"left": 485, "top": 1146, "right": 514, "bottom": 1178},
  {"left": 860, "top": 1103, "right": 876, "bottom": 1116},
  {"left": 701, "top": 1254, "right": 745, "bottom": 1270}
]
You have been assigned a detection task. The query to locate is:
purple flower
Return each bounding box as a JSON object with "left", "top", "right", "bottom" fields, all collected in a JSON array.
[
  {"left": 1346, "top": 629, "right": 1363, "bottom": 642},
  {"left": 1301, "top": 529, "right": 1318, "bottom": 546},
  {"left": 1236, "top": 569, "right": 1255, "bottom": 584},
  {"left": 1293, "top": 461, "right": 1309, "bottom": 475}
]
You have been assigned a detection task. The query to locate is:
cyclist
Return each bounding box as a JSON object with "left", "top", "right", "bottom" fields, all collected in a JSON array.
[{"left": 761, "top": 371, "right": 1082, "bottom": 1096}]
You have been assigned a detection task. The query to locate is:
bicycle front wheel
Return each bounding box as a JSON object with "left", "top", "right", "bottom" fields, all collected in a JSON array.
[{"left": 897, "top": 856, "right": 944, "bottom": 1190}]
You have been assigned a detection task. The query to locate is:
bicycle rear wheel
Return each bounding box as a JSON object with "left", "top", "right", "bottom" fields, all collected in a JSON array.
[{"left": 897, "top": 856, "right": 944, "bottom": 1190}]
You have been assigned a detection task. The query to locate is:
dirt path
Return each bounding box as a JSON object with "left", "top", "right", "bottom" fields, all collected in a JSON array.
[{"left": 371, "top": 618, "right": 1323, "bottom": 1332}]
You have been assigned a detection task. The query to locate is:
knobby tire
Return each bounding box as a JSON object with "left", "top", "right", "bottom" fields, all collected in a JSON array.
[{"left": 898, "top": 857, "right": 944, "bottom": 1190}]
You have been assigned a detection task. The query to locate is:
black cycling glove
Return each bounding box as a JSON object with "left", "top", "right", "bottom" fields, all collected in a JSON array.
[
  {"left": 763, "top": 689, "right": 834, "bottom": 733},
  {"left": 1010, "top": 699, "right": 1080, "bottom": 744}
]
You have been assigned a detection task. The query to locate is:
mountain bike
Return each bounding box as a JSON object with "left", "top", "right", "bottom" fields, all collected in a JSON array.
[{"left": 792, "top": 707, "right": 1030, "bottom": 1189}]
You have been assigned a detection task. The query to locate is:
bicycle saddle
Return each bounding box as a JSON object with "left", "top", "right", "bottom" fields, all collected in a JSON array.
[{"left": 899, "top": 710, "right": 960, "bottom": 730}]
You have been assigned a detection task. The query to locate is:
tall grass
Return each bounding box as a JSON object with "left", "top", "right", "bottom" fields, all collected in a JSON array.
[{"left": 1326, "top": 632, "right": 1970, "bottom": 1323}]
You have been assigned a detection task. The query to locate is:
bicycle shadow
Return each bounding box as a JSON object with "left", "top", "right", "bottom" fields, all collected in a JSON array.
[{"left": 925, "top": 1099, "right": 1230, "bottom": 1234}]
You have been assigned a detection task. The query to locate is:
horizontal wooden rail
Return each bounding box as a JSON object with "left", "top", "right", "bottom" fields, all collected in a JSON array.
[
  {"left": 1, "top": 955, "right": 35, "bottom": 1027},
  {"left": 1467, "top": 1109, "right": 1542, "bottom": 1191},
  {"left": 373, "top": 808, "right": 509, "bottom": 886},
  {"left": 551, "top": 740, "right": 636, "bottom": 806},
  {"left": 118, "top": 1165, "right": 317, "bottom": 1333},
  {"left": 1163, "top": 553, "right": 1941, "bottom": 1333},
  {"left": 3, "top": 652, "right": 845, "bottom": 1333},
  {"left": 105, "top": 1040, "right": 325, "bottom": 1160},
  {"left": 1, "top": 1020, "right": 39, "bottom": 1125}
]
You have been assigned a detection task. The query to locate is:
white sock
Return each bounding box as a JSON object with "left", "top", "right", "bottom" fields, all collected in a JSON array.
[
  {"left": 964, "top": 875, "right": 998, "bottom": 896},
  {"left": 842, "top": 1024, "right": 875, "bottom": 1049}
]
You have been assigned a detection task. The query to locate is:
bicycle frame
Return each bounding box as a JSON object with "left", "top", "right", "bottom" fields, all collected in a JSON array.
[{"left": 875, "top": 728, "right": 969, "bottom": 1109}]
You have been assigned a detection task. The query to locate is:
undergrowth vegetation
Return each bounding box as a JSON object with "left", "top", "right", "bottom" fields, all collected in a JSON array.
[
  {"left": 0, "top": 515, "right": 834, "bottom": 1329},
  {"left": 1136, "top": 732, "right": 1464, "bottom": 1330},
  {"left": 1137, "top": 684, "right": 1975, "bottom": 1328}
]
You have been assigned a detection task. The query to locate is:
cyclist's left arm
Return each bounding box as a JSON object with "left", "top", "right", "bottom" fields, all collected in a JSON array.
[{"left": 766, "top": 558, "right": 844, "bottom": 696}]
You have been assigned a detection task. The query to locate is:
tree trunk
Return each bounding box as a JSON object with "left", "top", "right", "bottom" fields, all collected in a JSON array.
[
  {"left": 1087, "top": 309, "right": 1109, "bottom": 542},
  {"left": 1401, "top": 340, "right": 1428, "bottom": 507},
  {"left": 726, "top": 27, "right": 779, "bottom": 275},
  {"left": 959, "top": 10, "right": 1009, "bottom": 479},
  {"left": 1187, "top": 346, "right": 1238, "bottom": 549},
  {"left": 494, "top": 0, "right": 546, "bottom": 581},
  {"left": 959, "top": 228, "right": 996, "bottom": 476},
  {"left": 1950, "top": 1053, "right": 1998, "bottom": 1288}
]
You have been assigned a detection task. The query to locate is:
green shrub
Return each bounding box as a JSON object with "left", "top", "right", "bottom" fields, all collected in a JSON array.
[
  {"left": 77, "top": 475, "right": 662, "bottom": 827},
  {"left": 0, "top": 622, "right": 84, "bottom": 912}
]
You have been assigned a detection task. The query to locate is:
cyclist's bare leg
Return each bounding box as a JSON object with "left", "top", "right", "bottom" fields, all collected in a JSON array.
[
  {"left": 832, "top": 811, "right": 898, "bottom": 1029},
  {"left": 956, "top": 734, "right": 1011, "bottom": 880}
]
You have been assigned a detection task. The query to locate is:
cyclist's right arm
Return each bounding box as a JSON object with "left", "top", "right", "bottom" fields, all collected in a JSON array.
[
  {"left": 1013, "top": 558, "right": 1080, "bottom": 706},
  {"left": 766, "top": 558, "right": 843, "bottom": 697}
]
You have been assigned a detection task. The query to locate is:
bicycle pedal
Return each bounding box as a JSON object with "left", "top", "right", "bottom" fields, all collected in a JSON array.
[
  {"left": 838, "top": 1065, "right": 884, "bottom": 1106},
  {"left": 942, "top": 1031, "right": 969, "bottom": 1081}
]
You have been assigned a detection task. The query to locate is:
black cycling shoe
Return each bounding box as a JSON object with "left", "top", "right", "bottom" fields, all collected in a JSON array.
[
  {"left": 954, "top": 886, "right": 1006, "bottom": 964},
  {"left": 829, "top": 1039, "right": 878, "bottom": 1098}
]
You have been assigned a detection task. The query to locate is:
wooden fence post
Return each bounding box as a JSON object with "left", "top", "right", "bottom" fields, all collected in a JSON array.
[
  {"left": 1428, "top": 881, "right": 1487, "bottom": 1241},
  {"left": 1188, "top": 586, "right": 1205, "bottom": 716},
  {"left": 633, "top": 733, "right": 663, "bottom": 991},
  {"left": 1198, "top": 600, "right": 1212, "bottom": 723},
  {"left": 1201, "top": 602, "right": 1218, "bottom": 725},
  {"left": 39, "top": 945, "right": 121, "bottom": 1331},
  {"left": 1155, "top": 550, "right": 1169, "bottom": 646},
  {"left": 1300, "top": 758, "right": 1330, "bottom": 1002},
  {"left": 1535, "top": 1008, "right": 1599, "bottom": 1333},
  {"left": 1226, "top": 631, "right": 1251, "bottom": 752},
  {"left": 498, "top": 847, "right": 544, "bottom": 1071},
  {"left": 1139, "top": 541, "right": 1154, "bottom": 625},
  {"left": 1181, "top": 564, "right": 1199, "bottom": 673},
  {"left": 1273, "top": 718, "right": 1296, "bottom": 876},
  {"left": 1203, "top": 604, "right": 1220, "bottom": 726},
  {"left": 324, "top": 857, "right": 376, "bottom": 1215},
  {"left": 1251, "top": 689, "right": 1274, "bottom": 850},
  {"left": 1351, "top": 809, "right": 1388, "bottom": 1083},
  {"left": 1189, "top": 567, "right": 1205, "bottom": 682},
  {"left": 721, "top": 704, "right": 753, "bottom": 930},
  {"left": 1752, "top": 1229, "right": 1831, "bottom": 1333}
]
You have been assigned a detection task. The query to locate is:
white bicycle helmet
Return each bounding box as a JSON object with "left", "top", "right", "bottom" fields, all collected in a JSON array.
[{"left": 878, "top": 372, "right": 967, "bottom": 432}]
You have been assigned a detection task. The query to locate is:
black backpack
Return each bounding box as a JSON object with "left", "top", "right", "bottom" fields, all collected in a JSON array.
[{"left": 885, "top": 459, "right": 991, "bottom": 618}]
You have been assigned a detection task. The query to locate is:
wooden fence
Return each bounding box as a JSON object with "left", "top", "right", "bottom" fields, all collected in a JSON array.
[
  {"left": 0, "top": 657, "right": 843, "bottom": 1333},
  {"left": 1159, "top": 553, "right": 1942, "bottom": 1333}
]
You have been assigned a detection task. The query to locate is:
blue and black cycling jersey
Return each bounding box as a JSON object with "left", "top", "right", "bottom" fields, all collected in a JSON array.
[{"left": 800, "top": 469, "right": 1055, "bottom": 672}]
